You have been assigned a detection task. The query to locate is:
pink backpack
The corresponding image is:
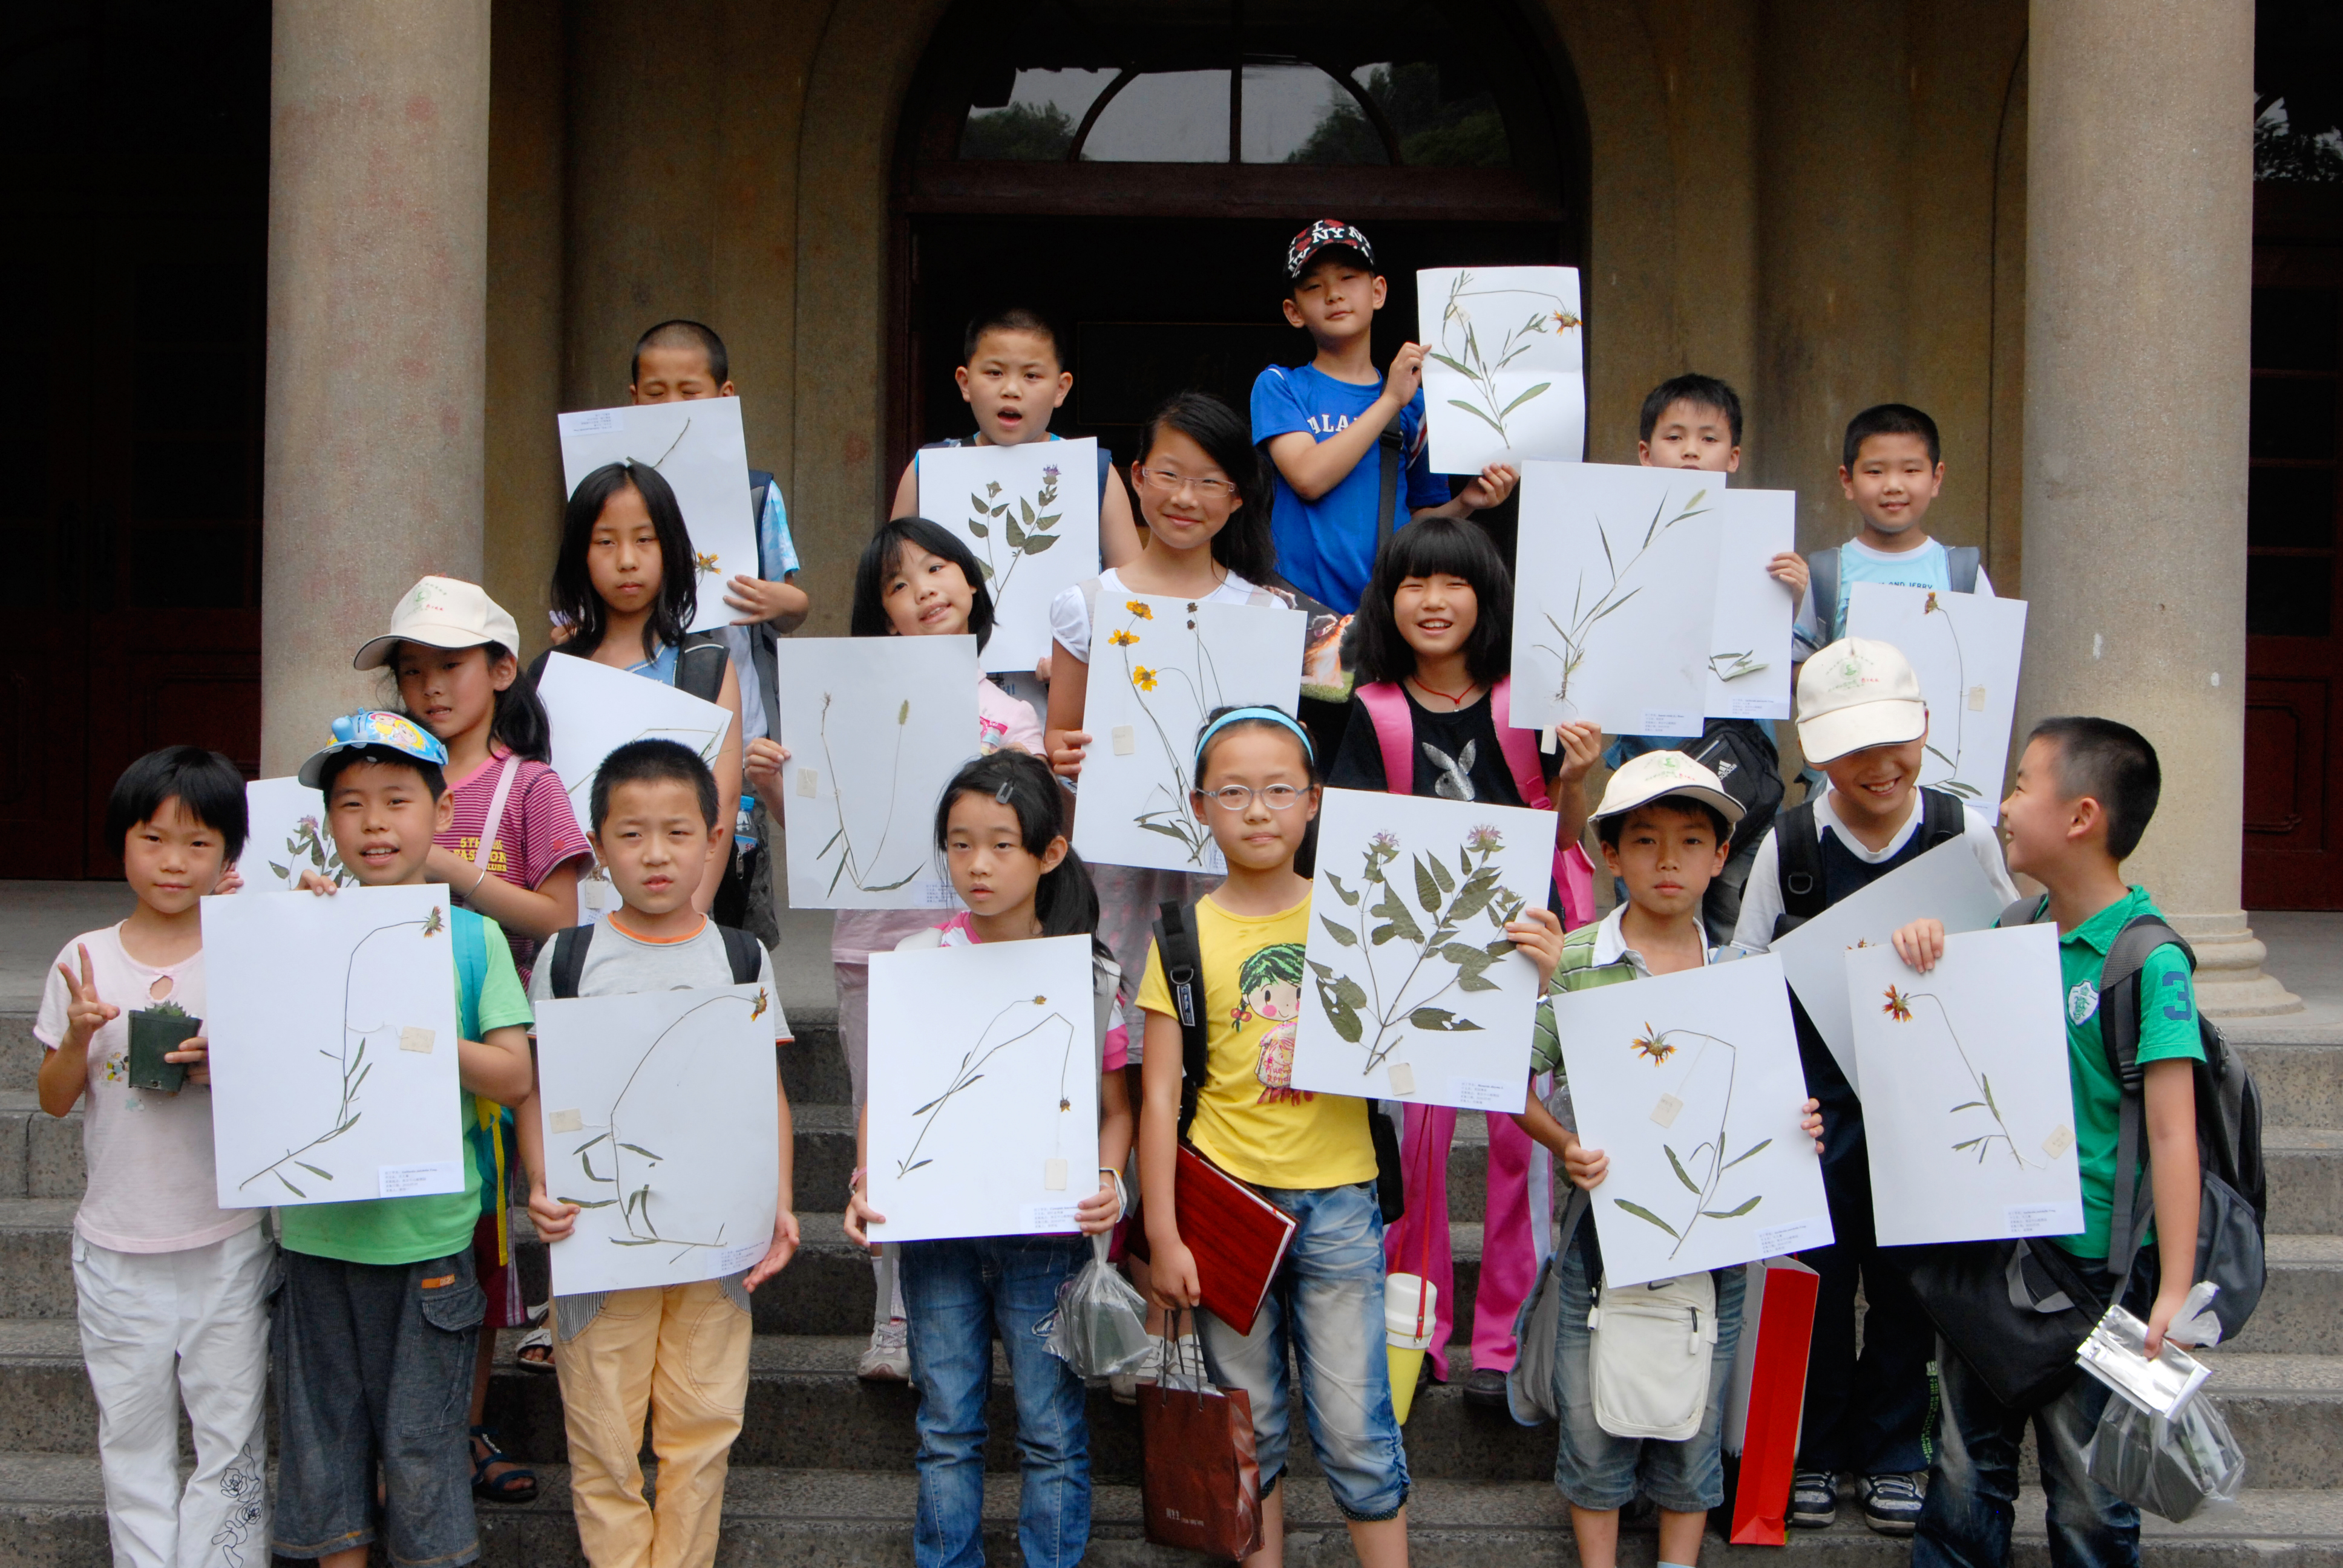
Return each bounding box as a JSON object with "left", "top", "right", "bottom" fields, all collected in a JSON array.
[{"left": 1353, "top": 678, "right": 1598, "bottom": 929}]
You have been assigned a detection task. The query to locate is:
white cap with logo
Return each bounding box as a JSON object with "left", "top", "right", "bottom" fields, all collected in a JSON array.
[
  {"left": 1590, "top": 748, "right": 1745, "bottom": 828},
  {"left": 1795, "top": 637, "right": 1928, "bottom": 765},
  {"left": 353, "top": 577, "right": 524, "bottom": 671}
]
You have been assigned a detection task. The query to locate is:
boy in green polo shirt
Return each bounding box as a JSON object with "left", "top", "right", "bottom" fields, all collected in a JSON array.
[
  {"left": 1890, "top": 716, "right": 2202, "bottom": 1568},
  {"left": 270, "top": 712, "right": 537, "bottom": 1568}
]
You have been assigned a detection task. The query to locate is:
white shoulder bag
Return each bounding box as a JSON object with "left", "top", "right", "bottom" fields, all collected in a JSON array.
[{"left": 1588, "top": 1270, "right": 1719, "bottom": 1441}]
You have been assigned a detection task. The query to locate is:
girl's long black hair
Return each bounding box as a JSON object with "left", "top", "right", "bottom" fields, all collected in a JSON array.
[
  {"left": 852, "top": 517, "right": 997, "bottom": 650},
  {"left": 550, "top": 461, "right": 699, "bottom": 664},
  {"left": 932, "top": 749, "right": 1109, "bottom": 957},
  {"left": 1348, "top": 514, "right": 1515, "bottom": 689},
  {"left": 1135, "top": 391, "right": 1277, "bottom": 586}
]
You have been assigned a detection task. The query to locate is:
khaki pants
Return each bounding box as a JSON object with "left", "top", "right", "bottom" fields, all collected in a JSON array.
[{"left": 553, "top": 1279, "right": 752, "bottom": 1568}]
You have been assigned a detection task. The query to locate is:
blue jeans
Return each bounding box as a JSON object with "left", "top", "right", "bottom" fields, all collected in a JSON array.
[
  {"left": 1551, "top": 1221, "right": 1745, "bottom": 1512},
  {"left": 1196, "top": 1181, "right": 1409, "bottom": 1522},
  {"left": 1915, "top": 1267, "right": 2148, "bottom": 1568},
  {"left": 900, "top": 1234, "right": 1090, "bottom": 1568}
]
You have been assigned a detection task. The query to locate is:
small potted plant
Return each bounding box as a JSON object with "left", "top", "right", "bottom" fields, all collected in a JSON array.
[{"left": 126, "top": 999, "right": 199, "bottom": 1094}]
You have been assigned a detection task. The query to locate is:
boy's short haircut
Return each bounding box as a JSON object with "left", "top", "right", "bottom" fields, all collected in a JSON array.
[
  {"left": 1596, "top": 794, "right": 1732, "bottom": 849},
  {"left": 591, "top": 738, "right": 719, "bottom": 833},
  {"left": 2028, "top": 716, "right": 2162, "bottom": 861},
  {"left": 106, "top": 745, "right": 251, "bottom": 861},
  {"left": 1843, "top": 402, "right": 1941, "bottom": 470},
  {"left": 961, "top": 306, "right": 1061, "bottom": 367},
  {"left": 631, "top": 319, "right": 728, "bottom": 387},
  {"left": 316, "top": 745, "right": 448, "bottom": 804},
  {"left": 1639, "top": 374, "right": 1745, "bottom": 445}
]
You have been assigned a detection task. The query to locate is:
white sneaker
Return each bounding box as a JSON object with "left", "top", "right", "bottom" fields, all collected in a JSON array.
[
  {"left": 1109, "top": 1333, "right": 1164, "bottom": 1403},
  {"left": 857, "top": 1319, "right": 911, "bottom": 1382}
]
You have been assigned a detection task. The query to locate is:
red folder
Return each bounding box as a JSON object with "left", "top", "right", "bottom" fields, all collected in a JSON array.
[
  {"left": 1172, "top": 1145, "right": 1296, "bottom": 1335},
  {"left": 1724, "top": 1256, "right": 1822, "bottom": 1546}
]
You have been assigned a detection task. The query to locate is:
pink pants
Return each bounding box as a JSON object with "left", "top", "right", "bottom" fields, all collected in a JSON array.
[{"left": 1381, "top": 1098, "right": 1554, "bottom": 1380}]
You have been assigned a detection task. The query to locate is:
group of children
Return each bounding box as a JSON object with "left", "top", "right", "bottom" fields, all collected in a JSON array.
[{"left": 33, "top": 222, "right": 2204, "bottom": 1568}]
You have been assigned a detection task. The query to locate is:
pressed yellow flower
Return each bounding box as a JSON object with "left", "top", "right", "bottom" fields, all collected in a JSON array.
[
  {"left": 694, "top": 550, "right": 721, "bottom": 577},
  {"left": 1107, "top": 629, "right": 1139, "bottom": 647},
  {"left": 1924, "top": 591, "right": 1942, "bottom": 615},
  {"left": 1126, "top": 601, "right": 1153, "bottom": 619},
  {"left": 1631, "top": 1025, "right": 1674, "bottom": 1064},
  {"left": 1884, "top": 986, "right": 1913, "bottom": 1022},
  {"left": 1132, "top": 666, "right": 1159, "bottom": 691},
  {"left": 752, "top": 990, "right": 770, "bottom": 1021}
]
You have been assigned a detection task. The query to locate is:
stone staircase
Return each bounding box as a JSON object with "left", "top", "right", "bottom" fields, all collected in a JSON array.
[{"left": 1, "top": 1005, "right": 2339, "bottom": 1565}]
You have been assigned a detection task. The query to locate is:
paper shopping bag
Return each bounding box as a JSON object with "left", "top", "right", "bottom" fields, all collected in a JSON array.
[
  {"left": 1138, "top": 1331, "right": 1263, "bottom": 1560},
  {"left": 1724, "top": 1256, "right": 1820, "bottom": 1546}
]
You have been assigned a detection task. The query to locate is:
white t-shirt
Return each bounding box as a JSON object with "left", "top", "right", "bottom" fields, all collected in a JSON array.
[
  {"left": 528, "top": 915, "right": 787, "bottom": 1042},
  {"left": 1047, "top": 567, "right": 1263, "bottom": 664},
  {"left": 33, "top": 925, "right": 258, "bottom": 1255},
  {"left": 1729, "top": 786, "right": 2019, "bottom": 951},
  {"left": 1794, "top": 536, "right": 1997, "bottom": 656}
]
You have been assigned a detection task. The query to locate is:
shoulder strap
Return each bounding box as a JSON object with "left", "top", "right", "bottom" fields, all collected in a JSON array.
[
  {"left": 547, "top": 923, "right": 595, "bottom": 1001},
  {"left": 1487, "top": 678, "right": 1553, "bottom": 811},
  {"left": 1919, "top": 786, "right": 1968, "bottom": 848},
  {"left": 465, "top": 756, "right": 523, "bottom": 873},
  {"left": 717, "top": 923, "right": 763, "bottom": 986},
  {"left": 1374, "top": 424, "right": 1404, "bottom": 567},
  {"left": 2000, "top": 894, "right": 2048, "bottom": 929},
  {"left": 1094, "top": 443, "right": 1115, "bottom": 507},
  {"left": 675, "top": 633, "right": 728, "bottom": 706},
  {"left": 1774, "top": 800, "right": 1825, "bottom": 927},
  {"left": 2099, "top": 914, "right": 2195, "bottom": 1274},
  {"left": 747, "top": 468, "right": 773, "bottom": 542},
  {"left": 1809, "top": 547, "right": 1841, "bottom": 644},
  {"left": 1354, "top": 681, "right": 1415, "bottom": 794},
  {"left": 452, "top": 907, "right": 488, "bottom": 1044},
  {"left": 1947, "top": 545, "right": 1981, "bottom": 594},
  {"left": 1152, "top": 900, "right": 1210, "bottom": 1142}
]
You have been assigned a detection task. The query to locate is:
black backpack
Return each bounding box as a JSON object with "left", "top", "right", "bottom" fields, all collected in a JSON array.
[
  {"left": 1771, "top": 787, "right": 1969, "bottom": 938},
  {"left": 541, "top": 921, "right": 764, "bottom": 998},
  {"left": 1673, "top": 719, "right": 1784, "bottom": 862},
  {"left": 1153, "top": 901, "right": 1406, "bottom": 1223}
]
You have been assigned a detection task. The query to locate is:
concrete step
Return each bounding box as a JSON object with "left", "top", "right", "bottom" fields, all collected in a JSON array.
[
  {"left": 0, "top": 1455, "right": 2336, "bottom": 1567},
  {"left": 1, "top": 1016, "right": 37, "bottom": 1095},
  {"left": 2243, "top": 1043, "right": 2343, "bottom": 1130},
  {"left": 2270, "top": 1128, "right": 2343, "bottom": 1236}
]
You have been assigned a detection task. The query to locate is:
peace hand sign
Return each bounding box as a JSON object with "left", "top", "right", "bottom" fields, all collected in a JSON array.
[{"left": 57, "top": 944, "right": 119, "bottom": 1051}]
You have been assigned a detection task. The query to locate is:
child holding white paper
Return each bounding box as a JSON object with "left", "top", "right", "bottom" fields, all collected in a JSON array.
[
  {"left": 272, "top": 713, "right": 536, "bottom": 1568},
  {"left": 1727, "top": 638, "right": 2017, "bottom": 1535},
  {"left": 1509, "top": 751, "right": 1824, "bottom": 1568},
  {"left": 742, "top": 515, "right": 1043, "bottom": 1382},
  {"left": 36, "top": 747, "right": 270, "bottom": 1568},
  {"left": 534, "top": 460, "right": 746, "bottom": 916},
  {"left": 844, "top": 750, "right": 1131, "bottom": 1568},
  {"left": 1326, "top": 513, "right": 1601, "bottom": 1403},
  {"left": 521, "top": 739, "right": 798, "bottom": 1568},
  {"left": 1889, "top": 717, "right": 2202, "bottom": 1568}
]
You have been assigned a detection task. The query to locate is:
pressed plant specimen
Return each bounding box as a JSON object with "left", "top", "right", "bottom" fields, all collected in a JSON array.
[
  {"left": 1530, "top": 486, "right": 1712, "bottom": 718},
  {"left": 963, "top": 462, "right": 1065, "bottom": 601},
  {"left": 555, "top": 988, "right": 772, "bottom": 1260},
  {"left": 1915, "top": 590, "right": 1983, "bottom": 800},
  {"left": 1708, "top": 649, "right": 1768, "bottom": 684},
  {"left": 241, "top": 903, "right": 447, "bottom": 1198},
  {"left": 1106, "top": 599, "right": 1223, "bottom": 865},
  {"left": 1882, "top": 983, "right": 2042, "bottom": 1169},
  {"left": 894, "top": 994, "right": 1075, "bottom": 1180},
  {"left": 1611, "top": 1022, "right": 1772, "bottom": 1259},
  {"left": 814, "top": 691, "right": 926, "bottom": 894},
  {"left": 267, "top": 812, "right": 355, "bottom": 890},
  {"left": 1429, "top": 270, "right": 1582, "bottom": 446},
  {"left": 1307, "top": 823, "right": 1529, "bottom": 1076}
]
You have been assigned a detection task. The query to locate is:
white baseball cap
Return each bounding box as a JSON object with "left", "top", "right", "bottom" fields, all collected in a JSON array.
[
  {"left": 1591, "top": 749, "right": 1745, "bottom": 828},
  {"left": 1796, "top": 637, "right": 1928, "bottom": 764},
  {"left": 353, "top": 577, "right": 524, "bottom": 671}
]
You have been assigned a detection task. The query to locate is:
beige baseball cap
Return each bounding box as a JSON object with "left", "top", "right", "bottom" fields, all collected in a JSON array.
[
  {"left": 1591, "top": 748, "right": 1745, "bottom": 828},
  {"left": 353, "top": 577, "right": 524, "bottom": 671},
  {"left": 1796, "top": 637, "right": 1928, "bottom": 764}
]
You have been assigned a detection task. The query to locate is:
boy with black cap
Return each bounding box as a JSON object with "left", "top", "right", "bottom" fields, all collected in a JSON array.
[{"left": 1252, "top": 220, "right": 1518, "bottom": 617}]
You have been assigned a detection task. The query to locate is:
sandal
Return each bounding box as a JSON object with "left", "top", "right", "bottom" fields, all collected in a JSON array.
[
  {"left": 470, "top": 1425, "right": 538, "bottom": 1504},
  {"left": 514, "top": 1323, "right": 556, "bottom": 1374}
]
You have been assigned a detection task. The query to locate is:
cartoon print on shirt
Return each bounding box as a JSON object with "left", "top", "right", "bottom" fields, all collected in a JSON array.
[{"left": 1234, "top": 943, "right": 1312, "bottom": 1105}]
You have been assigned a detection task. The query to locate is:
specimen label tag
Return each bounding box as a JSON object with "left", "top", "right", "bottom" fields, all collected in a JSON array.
[
  {"left": 1043, "top": 1157, "right": 1068, "bottom": 1191},
  {"left": 796, "top": 768, "right": 819, "bottom": 798},
  {"left": 399, "top": 1027, "right": 436, "bottom": 1055},
  {"left": 1112, "top": 725, "right": 1136, "bottom": 756},
  {"left": 378, "top": 1161, "right": 464, "bottom": 1198},
  {"left": 1637, "top": 708, "right": 1700, "bottom": 737},
  {"left": 582, "top": 873, "right": 609, "bottom": 910},
  {"left": 1650, "top": 1092, "right": 1685, "bottom": 1128},
  {"left": 1968, "top": 685, "right": 1988, "bottom": 711},
  {"left": 714, "top": 1240, "right": 768, "bottom": 1275},
  {"left": 2005, "top": 1203, "right": 2076, "bottom": 1236},
  {"left": 1752, "top": 1215, "right": 1832, "bottom": 1256},
  {"left": 1450, "top": 1077, "right": 1519, "bottom": 1112},
  {"left": 1386, "top": 1062, "right": 1417, "bottom": 1096},
  {"left": 2042, "top": 1125, "right": 2075, "bottom": 1159},
  {"left": 1020, "top": 1201, "right": 1082, "bottom": 1233},
  {"left": 559, "top": 407, "right": 624, "bottom": 435},
  {"left": 547, "top": 1108, "right": 583, "bottom": 1134}
]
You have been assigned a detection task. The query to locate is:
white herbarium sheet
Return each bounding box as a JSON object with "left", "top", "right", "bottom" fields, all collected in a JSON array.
[
  {"left": 235, "top": 777, "right": 353, "bottom": 893},
  {"left": 557, "top": 397, "right": 758, "bottom": 634},
  {"left": 1289, "top": 789, "right": 1553, "bottom": 1109},
  {"left": 1847, "top": 927, "right": 2083, "bottom": 1247},
  {"left": 1844, "top": 583, "right": 2030, "bottom": 809},
  {"left": 1511, "top": 463, "right": 1723, "bottom": 736},
  {"left": 1705, "top": 489, "right": 1798, "bottom": 722},
  {"left": 1071, "top": 595, "right": 1305, "bottom": 875},
  {"left": 865, "top": 935, "right": 1100, "bottom": 1244},
  {"left": 1768, "top": 837, "right": 2009, "bottom": 1091},
  {"left": 536, "top": 652, "right": 735, "bottom": 854},
  {"left": 917, "top": 440, "right": 1101, "bottom": 674},
  {"left": 771, "top": 636, "right": 976, "bottom": 910},
  {"left": 203, "top": 884, "right": 465, "bottom": 1208},
  {"left": 1417, "top": 266, "right": 1586, "bottom": 472},
  {"left": 1553, "top": 954, "right": 1833, "bottom": 1289},
  {"left": 533, "top": 983, "right": 779, "bottom": 1295}
]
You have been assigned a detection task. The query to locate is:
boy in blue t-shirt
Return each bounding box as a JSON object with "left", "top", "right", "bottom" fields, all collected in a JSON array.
[{"left": 1251, "top": 220, "right": 1518, "bottom": 615}]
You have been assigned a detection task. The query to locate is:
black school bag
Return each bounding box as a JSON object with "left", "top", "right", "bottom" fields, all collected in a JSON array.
[
  {"left": 542, "top": 921, "right": 764, "bottom": 998},
  {"left": 1674, "top": 719, "right": 1784, "bottom": 863}
]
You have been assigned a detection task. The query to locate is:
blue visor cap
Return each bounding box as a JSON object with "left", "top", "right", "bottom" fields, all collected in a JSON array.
[{"left": 296, "top": 710, "right": 451, "bottom": 790}]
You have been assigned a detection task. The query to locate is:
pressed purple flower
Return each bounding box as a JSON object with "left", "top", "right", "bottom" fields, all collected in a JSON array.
[{"left": 1467, "top": 824, "right": 1504, "bottom": 852}]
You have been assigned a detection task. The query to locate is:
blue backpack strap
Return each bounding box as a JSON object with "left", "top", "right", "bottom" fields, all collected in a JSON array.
[
  {"left": 452, "top": 907, "right": 488, "bottom": 1044},
  {"left": 1809, "top": 546, "right": 1841, "bottom": 644},
  {"left": 451, "top": 910, "right": 509, "bottom": 1235},
  {"left": 1947, "top": 545, "right": 1981, "bottom": 594}
]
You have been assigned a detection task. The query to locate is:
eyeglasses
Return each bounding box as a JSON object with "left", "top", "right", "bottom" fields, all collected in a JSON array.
[
  {"left": 1136, "top": 466, "right": 1239, "bottom": 501},
  {"left": 1199, "top": 783, "right": 1306, "bottom": 812}
]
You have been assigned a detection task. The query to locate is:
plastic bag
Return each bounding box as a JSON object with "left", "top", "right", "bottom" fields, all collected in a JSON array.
[
  {"left": 1047, "top": 1232, "right": 1154, "bottom": 1382},
  {"left": 2083, "top": 1390, "right": 2246, "bottom": 1522}
]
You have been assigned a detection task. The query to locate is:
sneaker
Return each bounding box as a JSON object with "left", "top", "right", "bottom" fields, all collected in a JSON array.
[
  {"left": 1788, "top": 1469, "right": 1838, "bottom": 1528},
  {"left": 857, "top": 1319, "right": 911, "bottom": 1382},
  {"left": 1110, "top": 1334, "right": 1164, "bottom": 1404},
  {"left": 1857, "top": 1472, "right": 1924, "bottom": 1535},
  {"left": 1463, "top": 1367, "right": 1510, "bottom": 1409}
]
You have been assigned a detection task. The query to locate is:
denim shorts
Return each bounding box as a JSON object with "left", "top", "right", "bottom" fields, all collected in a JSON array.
[
  {"left": 1550, "top": 1223, "right": 1746, "bottom": 1513},
  {"left": 1196, "top": 1180, "right": 1409, "bottom": 1523},
  {"left": 271, "top": 1249, "right": 483, "bottom": 1566}
]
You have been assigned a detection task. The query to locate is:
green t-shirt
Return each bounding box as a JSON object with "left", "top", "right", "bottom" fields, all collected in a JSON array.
[
  {"left": 2042, "top": 886, "right": 2204, "bottom": 1261},
  {"left": 278, "top": 910, "right": 534, "bottom": 1267}
]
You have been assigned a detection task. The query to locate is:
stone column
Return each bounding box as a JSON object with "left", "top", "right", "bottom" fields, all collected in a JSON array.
[
  {"left": 2021, "top": 0, "right": 2298, "bottom": 1016},
  {"left": 261, "top": 0, "right": 492, "bottom": 776}
]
